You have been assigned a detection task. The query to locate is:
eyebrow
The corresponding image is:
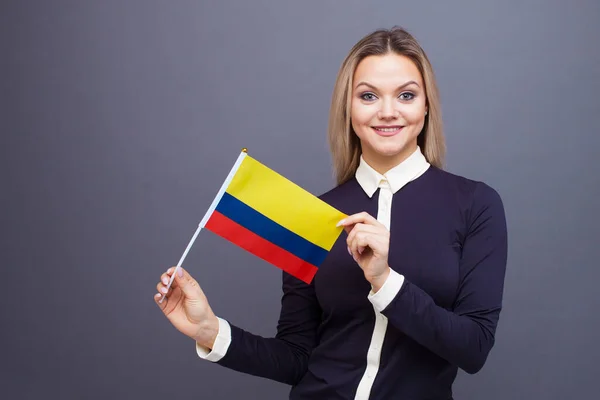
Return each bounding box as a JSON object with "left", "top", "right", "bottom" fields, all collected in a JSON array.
[{"left": 354, "top": 80, "right": 420, "bottom": 91}]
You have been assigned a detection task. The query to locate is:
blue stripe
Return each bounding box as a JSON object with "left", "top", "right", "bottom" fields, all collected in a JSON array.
[{"left": 216, "top": 192, "right": 328, "bottom": 267}]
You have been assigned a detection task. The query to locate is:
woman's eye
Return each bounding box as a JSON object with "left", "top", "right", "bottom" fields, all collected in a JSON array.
[
  {"left": 399, "top": 92, "right": 415, "bottom": 101},
  {"left": 360, "top": 92, "right": 377, "bottom": 101}
]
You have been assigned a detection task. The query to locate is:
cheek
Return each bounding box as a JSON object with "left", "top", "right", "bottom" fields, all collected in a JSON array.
[
  {"left": 401, "top": 105, "right": 426, "bottom": 126},
  {"left": 350, "top": 101, "right": 374, "bottom": 128}
]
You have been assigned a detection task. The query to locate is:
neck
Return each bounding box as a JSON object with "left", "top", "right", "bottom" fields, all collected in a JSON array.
[{"left": 361, "top": 143, "right": 418, "bottom": 175}]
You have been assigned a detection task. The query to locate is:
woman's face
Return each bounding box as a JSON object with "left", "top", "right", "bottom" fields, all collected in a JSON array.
[{"left": 350, "top": 53, "right": 428, "bottom": 172}]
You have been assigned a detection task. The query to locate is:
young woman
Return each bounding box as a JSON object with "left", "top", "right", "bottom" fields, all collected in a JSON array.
[{"left": 154, "top": 26, "right": 508, "bottom": 400}]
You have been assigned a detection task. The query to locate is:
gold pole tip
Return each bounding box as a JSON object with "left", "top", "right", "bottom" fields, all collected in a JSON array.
[{"left": 241, "top": 147, "right": 248, "bottom": 153}]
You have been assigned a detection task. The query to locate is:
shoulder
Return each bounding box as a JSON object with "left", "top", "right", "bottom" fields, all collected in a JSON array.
[
  {"left": 425, "top": 166, "right": 504, "bottom": 209},
  {"left": 315, "top": 177, "right": 366, "bottom": 214},
  {"left": 427, "top": 168, "right": 507, "bottom": 238},
  {"left": 317, "top": 177, "right": 362, "bottom": 203}
]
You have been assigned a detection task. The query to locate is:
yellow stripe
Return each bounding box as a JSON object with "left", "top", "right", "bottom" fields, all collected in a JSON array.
[{"left": 225, "top": 155, "right": 346, "bottom": 250}]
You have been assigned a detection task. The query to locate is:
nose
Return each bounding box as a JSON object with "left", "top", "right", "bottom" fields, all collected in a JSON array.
[{"left": 377, "top": 99, "right": 399, "bottom": 120}]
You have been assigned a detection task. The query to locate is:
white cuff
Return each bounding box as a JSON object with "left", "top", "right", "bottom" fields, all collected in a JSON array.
[
  {"left": 195, "top": 317, "right": 232, "bottom": 362},
  {"left": 368, "top": 269, "right": 405, "bottom": 313}
]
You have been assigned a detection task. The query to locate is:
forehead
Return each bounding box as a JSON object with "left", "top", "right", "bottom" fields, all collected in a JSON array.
[{"left": 353, "top": 53, "right": 422, "bottom": 87}]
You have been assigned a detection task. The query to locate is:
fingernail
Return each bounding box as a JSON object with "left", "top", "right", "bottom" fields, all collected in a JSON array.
[
  {"left": 161, "top": 287, "right": 168, "bottom": 293},
  {"left": 336, "top": 219, "right": 345, "bottom": 227},
  {"left": 162, "top": 277, "right": 168, "bottom": 285},
  {"left": 178, "top": 268, "right": 183, "bottom": 277},
  {"left": 347, "top": 246, "right": 351, "bottom": 255}
]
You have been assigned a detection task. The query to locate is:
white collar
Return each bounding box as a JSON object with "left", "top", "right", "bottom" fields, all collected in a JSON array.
[{"left": 355, "top": 146, "right": 430, "bottom": 197}]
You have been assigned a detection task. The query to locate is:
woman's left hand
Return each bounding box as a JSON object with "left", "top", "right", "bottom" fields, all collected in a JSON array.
[{"left": 337, "top": 212, "right": 391, "bottom": 292}]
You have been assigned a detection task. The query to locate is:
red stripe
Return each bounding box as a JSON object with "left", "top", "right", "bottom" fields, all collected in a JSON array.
[{"left": 206, "top": 211, "right": 318, "bottom": 284}]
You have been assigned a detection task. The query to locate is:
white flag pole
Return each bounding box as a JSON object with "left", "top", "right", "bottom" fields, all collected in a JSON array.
[{"left": 159, "top": 148, "right": 248, "bottom": 303}]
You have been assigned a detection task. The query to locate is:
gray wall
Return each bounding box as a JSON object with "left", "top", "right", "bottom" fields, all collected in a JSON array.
[{"left": 2, "top": 1, "right": 599, "bottom": 399}]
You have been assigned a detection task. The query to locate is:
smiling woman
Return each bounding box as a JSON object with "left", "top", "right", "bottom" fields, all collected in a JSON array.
[
  {"left": 154, "top": 26, "right": 508, "bottom": 400},
  {"left": 351, "top": 54, "right": 428, "bottom": 173},
  {"left": 328, "top": 27, "right": 445, "bottom": 185}
]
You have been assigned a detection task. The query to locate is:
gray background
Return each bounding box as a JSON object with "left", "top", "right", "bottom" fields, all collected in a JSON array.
[{"left": 2, "top": 1, "right": 599, "bottom": 399}]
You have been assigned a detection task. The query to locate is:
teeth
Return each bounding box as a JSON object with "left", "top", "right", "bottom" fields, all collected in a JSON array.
[{"left": 375, "top": 127, "right": 400, "bottom": 132}]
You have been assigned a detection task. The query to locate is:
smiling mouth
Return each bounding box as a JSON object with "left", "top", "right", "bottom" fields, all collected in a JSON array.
[{"left": 372, "top": 126, "right": 404, "bottom": 137}]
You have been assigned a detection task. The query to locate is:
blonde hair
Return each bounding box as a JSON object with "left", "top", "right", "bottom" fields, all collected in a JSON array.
[{"left": 327, "top": 26, "right": 445, "bottom": 185}]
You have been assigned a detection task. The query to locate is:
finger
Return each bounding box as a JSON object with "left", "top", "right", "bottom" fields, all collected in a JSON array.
[
  {"left": 348, "top": 223, "right": 381, "bottom": 236},
  {"left": 160, "top": 271, "right": 171, "bottom": 286},
  {"left": 347, "top": 229, "right": 365, "bottom": 257},
  {"left": 350, "top": 223, "right": 390, "bottom": 241},
  {"left": 161, "top": 266, "right": 181, "bottom": 290},
  {"left": 156, "top": 281, "right": 171, "bottom": 296},
  {"left": 343, "top": 222, "right": 358, "bottom": 235},
  {"left": 356, "top": 234, "right": 371, "bottom": 255},
  {"left": 342, "top": 221, "right": 362, "bottom": 235},
  {"left": 350, "top": 231, "right": 384, "bottom": 258},
  {"left": 346, "top": 224, "right": 378, "bottom": 251},
  {"left": 337, "top": 212, "right": 380, "bottom": 229},
  {"left": 154, "top": 292, "right": 168, "bottom": 310},
  {"left": 354, "top": 232, "right": 370, "bottom": 256},
  {"left": 343, "top": 218, "right": 379, "bottom": 235},
  {"left": 173, "top": 267, "right": 204, "bottom": 299},
  {"left": 347, "top": 231, "right": 362, "bottom": 261},
  {"left": 164, "top": 266, "right": 177, "bottom": 282},
  {"left": 361, "top": 232, "right": 389, "bottom": 257},
  {"left": 346, "top": 229, "right": 356, "bottom": 257}
]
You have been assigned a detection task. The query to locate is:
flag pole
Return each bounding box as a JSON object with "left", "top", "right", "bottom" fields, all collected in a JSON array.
[{"left": 159, "top": 148, "right": 248, "bottom": 303}]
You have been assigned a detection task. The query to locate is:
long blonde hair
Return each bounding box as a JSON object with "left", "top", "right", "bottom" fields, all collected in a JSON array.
[{"left": 328, "top": 26, "right": 445, "bottom": 185}]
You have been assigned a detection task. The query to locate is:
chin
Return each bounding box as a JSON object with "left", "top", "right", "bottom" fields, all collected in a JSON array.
[
  {"left": 363, "top": 140, "right": 416, "bottom": 160},
  {"left": 371, "top": 141, "right": 414, "bottom": 158}
]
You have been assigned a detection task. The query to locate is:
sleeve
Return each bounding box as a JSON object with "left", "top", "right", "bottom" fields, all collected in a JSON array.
[
  {"left": 375, "top": 183, "right": 508, "bottom": 374},
  {"left": 367, "top": 268, "right": 405, "bottom": 311},
  {"left": 196, "top": 317, "right": 232, "bottom": 362},
  {"left": 207, "top": 272, "right": 322, "bottom": 385}
]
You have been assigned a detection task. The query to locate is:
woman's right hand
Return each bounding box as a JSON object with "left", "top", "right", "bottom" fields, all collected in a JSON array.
[{"left": 154, "top": 266, "right": 219, "bottom": 349}]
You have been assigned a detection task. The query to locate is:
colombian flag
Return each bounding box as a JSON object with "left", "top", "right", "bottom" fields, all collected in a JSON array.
[{"left": 199, "top": 149, "right": 346, "bottom": 284}]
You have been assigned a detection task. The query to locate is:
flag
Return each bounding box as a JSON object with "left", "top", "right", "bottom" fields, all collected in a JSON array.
[{"left": 200, "top": 149, "right": 346, "bottom": 284}]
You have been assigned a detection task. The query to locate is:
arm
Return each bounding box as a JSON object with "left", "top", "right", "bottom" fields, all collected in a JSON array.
[
  {"left": 200, "top": 272, "right": 322, "bottom": 385},
  {"left": 371, "top": 183, "right": 508, "bottom": 373}
]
